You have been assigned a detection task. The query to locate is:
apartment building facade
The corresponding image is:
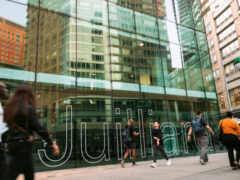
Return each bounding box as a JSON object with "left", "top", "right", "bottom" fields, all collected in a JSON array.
[{"left": 201, "top": 0, "right": 240, "bottom": 118}]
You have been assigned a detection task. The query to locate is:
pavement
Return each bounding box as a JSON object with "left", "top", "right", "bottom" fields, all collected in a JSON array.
[{"left": 17, "top": 153, "right": 240, "bottom": 180}]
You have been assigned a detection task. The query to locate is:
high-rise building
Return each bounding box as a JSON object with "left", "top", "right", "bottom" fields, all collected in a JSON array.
[
  {"left": 0, "top": 0, "right": 222, "bottom": 172},
  {"left": 0, "top": 16, "right": 25, "bottom": 68},
  {"left": 201, "top": 0, "right": 240, "bottom": 117}
]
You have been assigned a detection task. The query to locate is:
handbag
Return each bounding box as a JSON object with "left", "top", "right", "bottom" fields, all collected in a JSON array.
[{"left": 215, "top": 120, "right": 223, "bottom": 142}]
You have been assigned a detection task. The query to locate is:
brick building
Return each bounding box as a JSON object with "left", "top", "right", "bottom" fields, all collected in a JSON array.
[{"left": 0, "top": 16, "right": 25, "bottom": 68}]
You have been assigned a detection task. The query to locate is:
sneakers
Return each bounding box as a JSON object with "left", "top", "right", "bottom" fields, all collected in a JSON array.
[
  {"left": 166, "top": 159, "right": 171, "bottom": 166},
  {"left": 200, "top": 158, "right": 206, "bottom": 165},
  {"left": 151, "top": 163, "right": 157, "bottom": 168},
  {"left": 121, "top": 160, "right": 125, "bottom": 168}
]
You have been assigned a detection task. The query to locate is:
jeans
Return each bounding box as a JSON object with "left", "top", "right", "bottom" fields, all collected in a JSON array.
[
  {"left": 6, "top": 153, "right": 34, "bottom": 180},
  {"left": 196, "top": 135, "right": 208, "bottom": 162},
  {"left": 221, "top": 134, "right": 240, "bottom": 167},
  {"left": 153, "top": 144, "right": 169, "bottom": 163},
  {"left": 0, "top": 143, "right": 7, "bottom": 180}
]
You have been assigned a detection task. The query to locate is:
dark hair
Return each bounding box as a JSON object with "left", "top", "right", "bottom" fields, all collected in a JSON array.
[
  {"left": 196, "top": 110, "right": 201, "bottom": 116},
  {"left": 4, "top": 84, "right": 36, "bottom": 128},
  {"left": 0, "top": 82, "right": 8, "bottom": 99},
  {"left": 226, "top": 111, "right": 232, "bottom": 118}
]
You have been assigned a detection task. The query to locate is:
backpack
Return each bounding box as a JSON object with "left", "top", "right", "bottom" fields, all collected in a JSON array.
[
  {"left": 122, "top": 126, "right": 132, "bottom": 145},
  {"left": 191, "top": 117, "right": 204, "bottom": 133}
]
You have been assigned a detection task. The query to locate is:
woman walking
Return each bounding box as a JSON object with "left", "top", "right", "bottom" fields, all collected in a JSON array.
[
  {"left": 219, "top": 111, "right": 240, "bottom": 170},
  {"left": 4, "top": 84, "right": 60, "bottom": 180},
  {"left": 0, "top": 82, "right": 9, "bottom": 180}
]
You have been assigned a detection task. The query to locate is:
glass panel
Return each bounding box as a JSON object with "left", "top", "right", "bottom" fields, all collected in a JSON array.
[
  {"left": 196, "top": 31, "right": 208, "bottom": 52},
  {"left": 182, "top": 47, "right": 205, "bottom": 98},
  {"left": 160, "top": 41, "right": 186, "bottom": 96},
  {"left": 0, "top": 0, "right": 33, "bottom": 89},
  {"left": 161, "top": 20, "right": 181, "bottom": 45},
  {"left": 135, "top": 35, "right": 164, "bottom": 91},
  {"left": 33, "top": 2, "right": 77, "bottom": 170},
  {"left": 76, "top": 21, "right": 110, "bottom": 83},
  {"left": 135, "top": 12, "right": 158, "bottom": 39},
  {"left": 158, "top": 0, "right": 177, "bottom": 22},
  {"left": 178, "top": 25, "right": 197, "bottom": 49},
  {"left": 191, "top": 0, "right": 205, "bottom": 32},
  {"left": 109, "top": 0, "right": 155, "bottom": 15},
  {"left": 39, "top": 0, "right": 75, "bottom": 17},
  {"left": 108, "top": 2, "right": 135, "bottom": 32},
  {"left": 157, "top": 0, "right": 195, "bottom": 29},
  {"left": 110, "top": 29, "right": 137, "bottom": 85},
  {"left": 174, "top": 0, "right": 195, "bottom": 28},
  {"left": 77, "top": 0, "right": 108, "bottom": 26},
  {"left": 200, "top": 53, "right": 217, "bottom": 99}
]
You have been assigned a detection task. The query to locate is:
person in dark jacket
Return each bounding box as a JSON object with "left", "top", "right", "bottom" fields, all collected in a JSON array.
[
  {"left": 121, "top": 119, "right": 139, "bottom": 168},
  {"left": 0, "top": 82, "right": 9, "bottom": 180},
  {"left": 4, "top": 84, "right": 60, "bottom": 180},
  {"left": 150, "top": 121, "right": 171, "bottom": 168}
]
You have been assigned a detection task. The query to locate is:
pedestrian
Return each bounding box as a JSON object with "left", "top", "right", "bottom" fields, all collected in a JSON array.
[
  {"left": 150, "top": 121, "right": 171, "bottom": 168},
  {"left": 121, "top": 119, "right": 139, "bottom": 168},
  {"left": 0, "top": 82, "right": 9, "bottom": 180},
  {"left": 4, "top": 84, "right": 60, "bottom": 180},
  {"left": 187, "top": 110, "right": 214, "bottom": 165},
  {"left": 219, "top": 111, "right": 240, "bottom": 170}
]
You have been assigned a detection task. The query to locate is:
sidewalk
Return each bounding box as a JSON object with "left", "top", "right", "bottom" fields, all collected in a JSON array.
[{"left": 18, "top": 153, "right": 239, "bottom": 180}]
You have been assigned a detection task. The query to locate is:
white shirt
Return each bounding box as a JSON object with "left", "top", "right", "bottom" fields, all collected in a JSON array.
[{"left": 0, "top": 102, "right": 8, "bottom": 143}]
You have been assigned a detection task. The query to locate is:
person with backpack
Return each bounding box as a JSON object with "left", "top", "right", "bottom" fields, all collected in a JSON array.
[
  {"left": 187, "top": 111, "right": 214, "bottom": 165},
  {"left": 219, "top": 111, "right": 240, "bottom": 170},
  {"left": 0, "top": 82, "right": 9, "bottom": 180},
  {"left": 3, "top": 84, "right": 60, "bottom": 180},
  {"left": 121, "top": 119, "right": 139, "bottom": 168},
  {"left": 150, "top": 121, "right": 171, "bottom": 168}
]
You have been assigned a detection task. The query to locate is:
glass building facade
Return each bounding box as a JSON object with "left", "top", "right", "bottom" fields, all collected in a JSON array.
[{"left": 0, "top": 0, "right": 223, "bottom": 171}]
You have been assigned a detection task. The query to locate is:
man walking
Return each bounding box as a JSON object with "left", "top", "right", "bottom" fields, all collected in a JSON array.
[
  {"left": 151, "top": 121, "right": 171, "bottom": 168},
  {"left": 188, "top": 111, "right": 214, "bottom": 165},
  {"left": 121, "top": 119, "right": 139, "bottom": 168},
  {"left": 0, "top": 82, "right": 9, "bottom": 179}
]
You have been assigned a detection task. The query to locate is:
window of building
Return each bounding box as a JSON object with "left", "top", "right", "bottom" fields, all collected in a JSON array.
[
  {"left": 218, "top": 24, "right": 235, "bottom": 42},
  {"left": 15, "top": 46, "right": 19, "bottom": 53},
  {"left": 222, "top": 40, "right": 239, "bottom": 58},
  {"left": 229, "top": 87, "right": 240, "bottom": 107},
  {"left": 206, "top": 23, "right": 212, "bottom": 34},
  {"left": 225, "top": 62, "right": 235, "bottom": 77},
  {"left": 208, "top": 39, "right": 214, "bottom": 48},
  {"left": 216, "top": 8, "right": 232, "bottom": 27},
  {"left": 16, "top": 33, "right": 20, "bottom": 44},
  {"left": 211, "top": 53, "right": 217, "bottom": 64},
  {"left": 213, "top": 69, "right": 220, "bottom": 80},
  {"left": 14, "top": 55, "right": 18, "bottom": 63},
  {"left": 217, "top": 93, "right": 226, "bottom": 110}
]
